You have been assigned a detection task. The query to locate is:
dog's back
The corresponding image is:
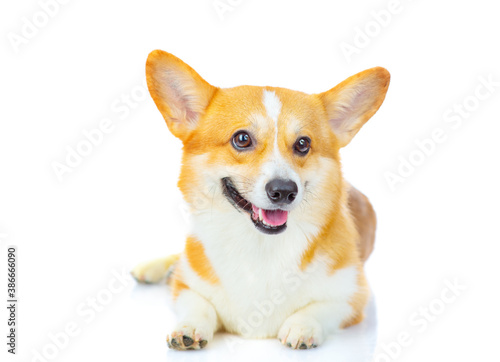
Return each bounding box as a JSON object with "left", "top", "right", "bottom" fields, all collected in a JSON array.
[{"left": 348, "top": 185, "right": 377, "bottom": 263}]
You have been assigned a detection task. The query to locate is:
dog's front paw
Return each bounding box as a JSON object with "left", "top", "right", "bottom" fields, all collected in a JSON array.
[
  {"left": 167, "top": 325, "right": 211, "bottom": 350},
  {"left": 277, "top": 315, "right": 324, "bottom": 350}
]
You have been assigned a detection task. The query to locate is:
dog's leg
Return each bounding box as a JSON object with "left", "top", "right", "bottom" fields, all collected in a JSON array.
[
  {"left": 277, "top": 301, "right": 353, "bottom": 349},
  {"left": 131, "top": 254, "right": 180, "bottom": 284},
  {"left": 167, "top": 289, "right": 220, "bottom": 350}
]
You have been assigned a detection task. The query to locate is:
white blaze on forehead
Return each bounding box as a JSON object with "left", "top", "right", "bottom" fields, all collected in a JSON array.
[
  {"left": 262, "top": 89, "right": 286, "bottom": 168},
  {"left": 263, "top": 90, "right": 282, "bottom": 126},
  {"left": 263, "top": 90, "right": 282, "bottom": 154}
]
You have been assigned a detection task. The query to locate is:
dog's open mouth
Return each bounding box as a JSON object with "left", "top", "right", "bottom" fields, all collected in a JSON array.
[{"left": 221, "top": 177, "right": 288, "bottom": 235}]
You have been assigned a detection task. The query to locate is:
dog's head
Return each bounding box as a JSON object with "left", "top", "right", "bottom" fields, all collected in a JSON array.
[{"left": 146, "top": 50, "right": 389, "bottom": 237}]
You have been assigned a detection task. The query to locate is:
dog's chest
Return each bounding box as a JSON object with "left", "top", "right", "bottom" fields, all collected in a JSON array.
[
  {"left": 191, "top": 226, "right": 322, "bottom": 337},
  {"left": 209, "top": 248, "right": 318, "bottom": 337}
]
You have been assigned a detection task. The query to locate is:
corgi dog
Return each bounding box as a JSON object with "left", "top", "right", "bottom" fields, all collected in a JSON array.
[{"left": 132, "top": 50, "right": 390, "bottom": 350}]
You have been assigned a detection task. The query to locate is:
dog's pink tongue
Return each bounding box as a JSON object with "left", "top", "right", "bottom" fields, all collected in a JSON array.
[
  {"left": 251, "top": 205, "right": 288, "bottom": 226},
  {"left": 262, "top": 209, "right": 288, "bottom": 226}
]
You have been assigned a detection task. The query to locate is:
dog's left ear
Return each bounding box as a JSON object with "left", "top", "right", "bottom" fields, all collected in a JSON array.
[
  {"left": 146, "top": 50, "right": 218, "bottom": 141},
  {"left": 318, "top": 67, "right": 390, "bottom": 148}
]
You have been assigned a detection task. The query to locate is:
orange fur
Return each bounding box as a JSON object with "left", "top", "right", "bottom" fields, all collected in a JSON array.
[
  {"left": 298, "top": 181, "right": 376, "bottom": 326},
  {"left": 342, "top": 266, "right": 370, "bottom": 328},
  {"left": 185, "top": 236, "right": 219, "bottom": 284},
  {"left": 171, "top": 268, "right": 188, "bottom": 300}
]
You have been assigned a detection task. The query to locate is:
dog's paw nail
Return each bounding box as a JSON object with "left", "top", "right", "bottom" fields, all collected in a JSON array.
[
  {"left": 199, "top": 340, "right": 208, "bottom": 349},
  {"left": 278, "top": 317, "right": 324, "bottom": 349},
  {"left": 171, "top": 338, "right": 181, "bottom": 348},
  {"left": 182, "top": 336, "right": 194, "bottom": 347}
]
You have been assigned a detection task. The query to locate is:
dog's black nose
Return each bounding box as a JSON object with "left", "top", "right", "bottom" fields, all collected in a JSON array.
[{"left": 266, "top": 179, "right": 298, "bottom": 205}]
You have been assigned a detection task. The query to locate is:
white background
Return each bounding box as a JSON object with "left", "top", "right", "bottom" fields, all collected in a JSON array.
[{"left": 1, "top": 0, "right": 500, "bottom": 361}]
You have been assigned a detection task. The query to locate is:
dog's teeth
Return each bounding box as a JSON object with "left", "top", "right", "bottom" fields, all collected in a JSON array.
[{"left": 258, "top": 209, "right": 263, "bottom": 221}]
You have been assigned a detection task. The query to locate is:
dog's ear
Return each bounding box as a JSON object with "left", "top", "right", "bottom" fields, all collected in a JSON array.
[
  {"left": 318, "top": 67, "right": 390, "bottom": 148},
  {"left": 146, "top": 50, "right": 217, "bottom": 141}
]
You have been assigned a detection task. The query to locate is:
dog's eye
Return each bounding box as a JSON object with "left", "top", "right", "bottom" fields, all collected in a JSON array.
[
  {"left": 232, "top": 131, "right": 253, "bottom": 150},
  {"left": 294, "top": 137, "right": 311, "bottom": 155}
]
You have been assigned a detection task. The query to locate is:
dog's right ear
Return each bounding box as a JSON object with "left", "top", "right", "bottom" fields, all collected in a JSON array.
[{"left": 146, "top": 50, "right": 217, "bottom": 141}]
